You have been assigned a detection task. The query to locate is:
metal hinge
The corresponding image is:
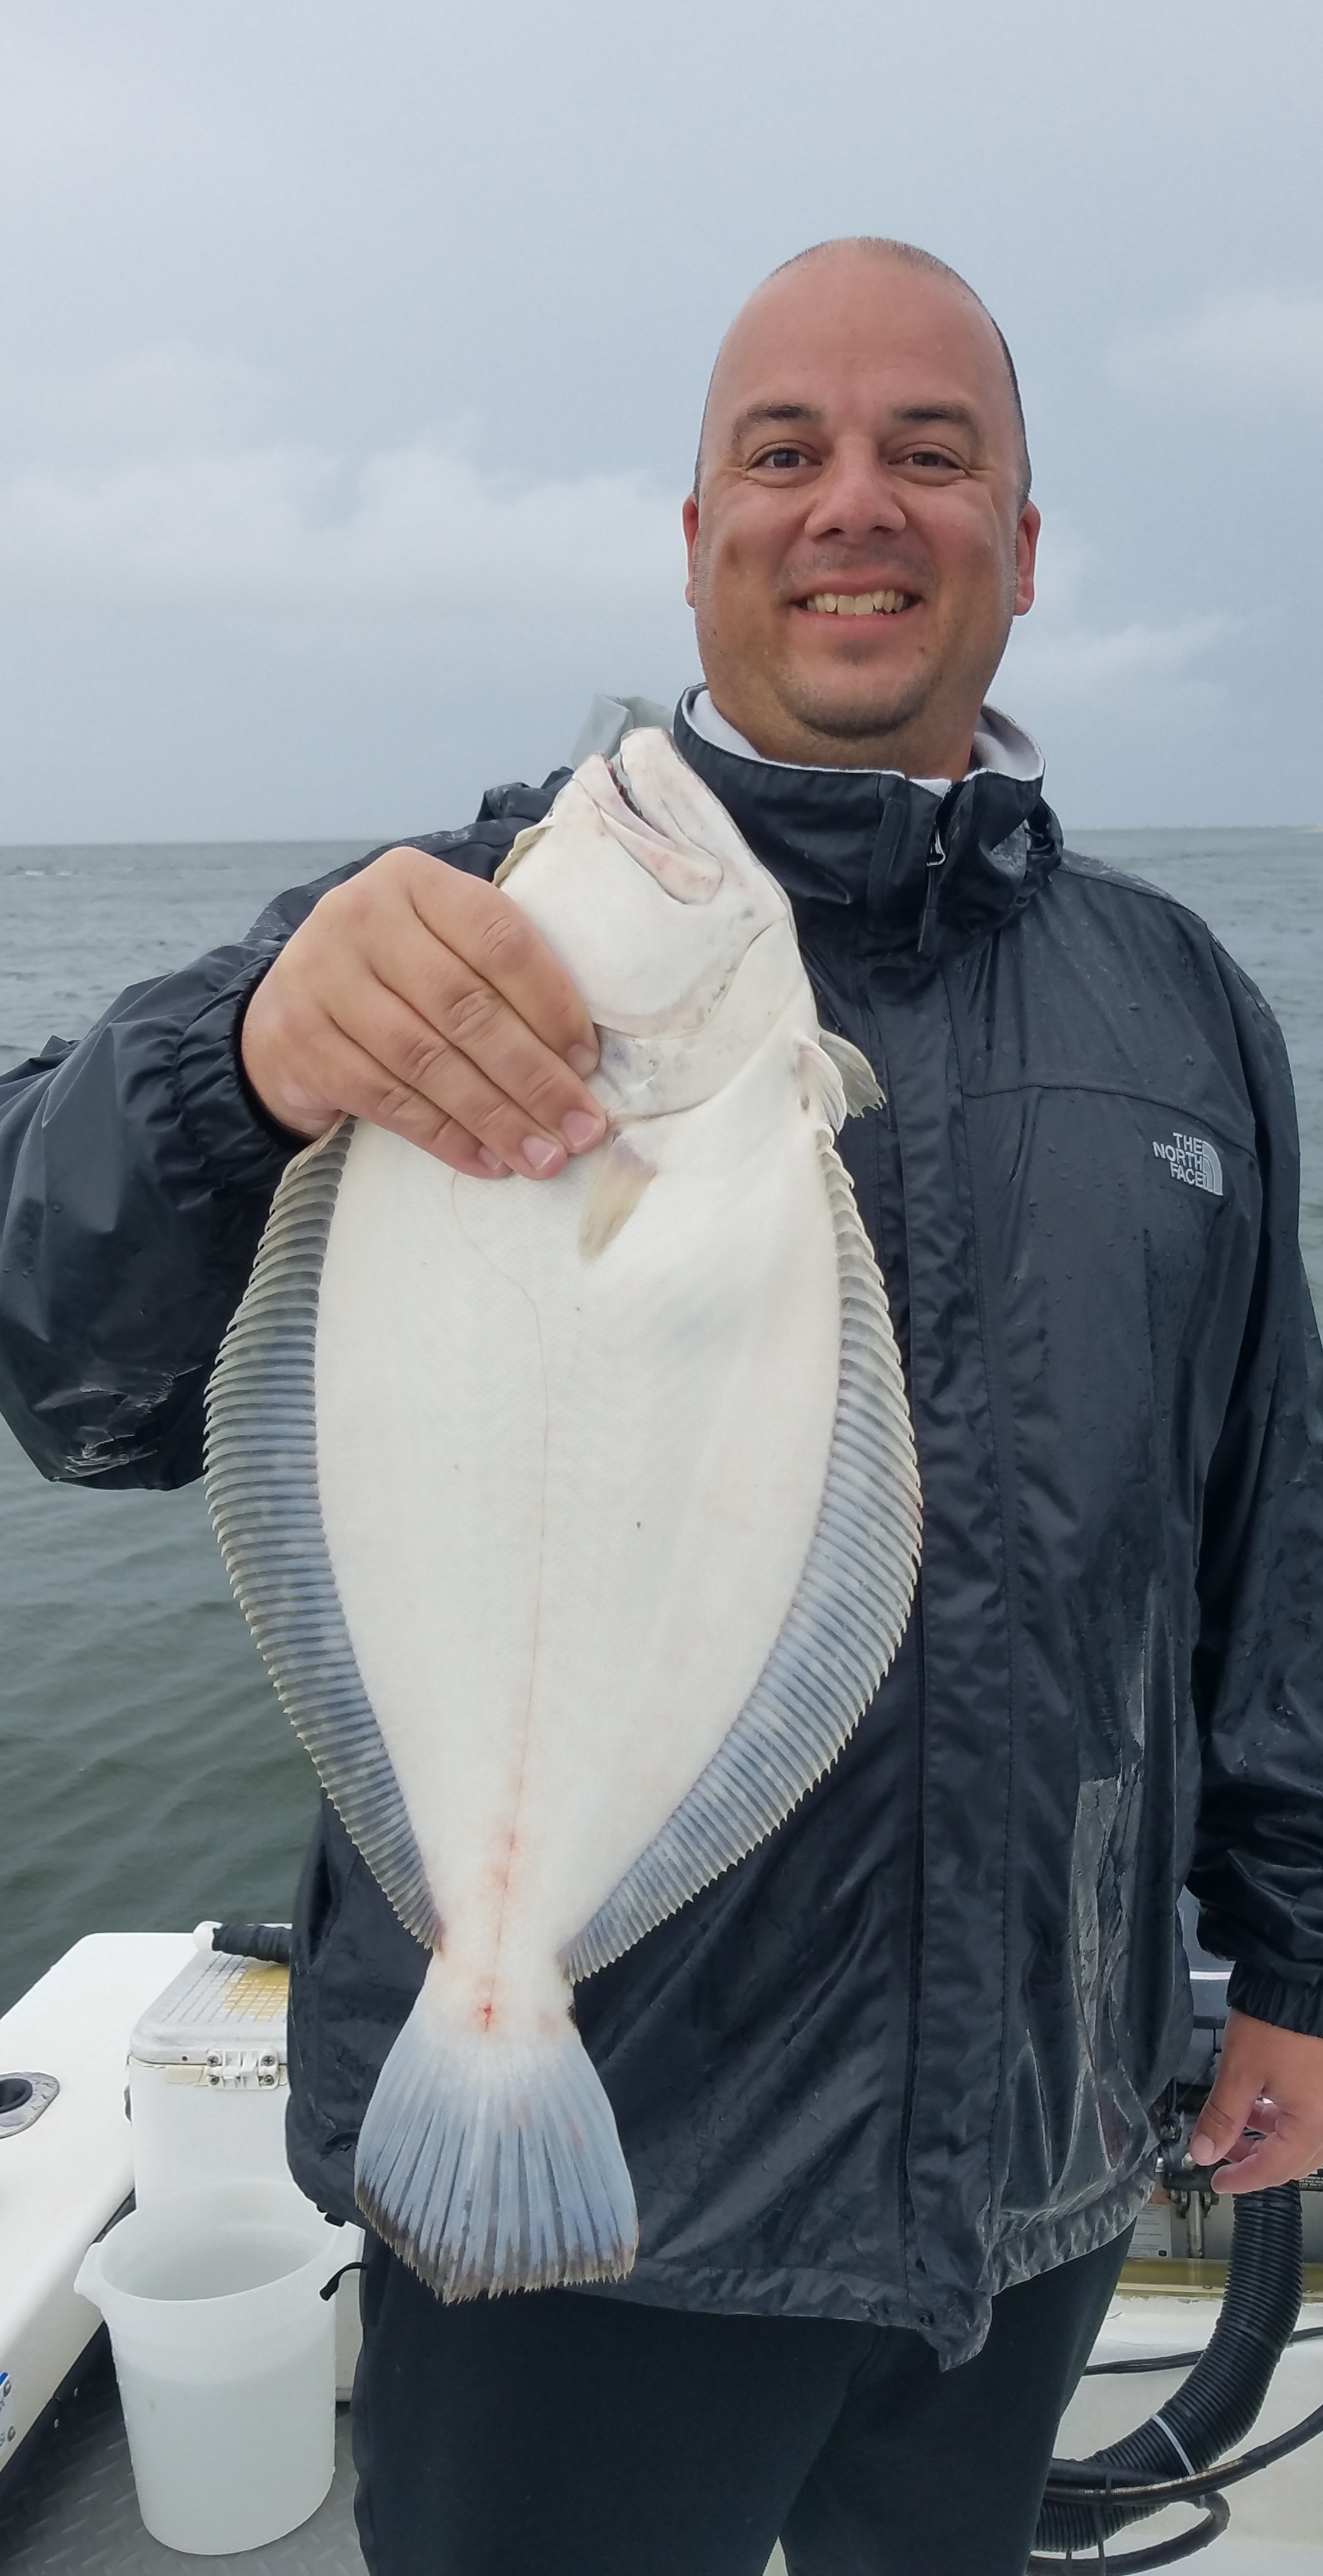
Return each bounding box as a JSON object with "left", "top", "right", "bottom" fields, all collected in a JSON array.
[{"left": 201, "top": 2048, "right": 285, "bottom": 2092}]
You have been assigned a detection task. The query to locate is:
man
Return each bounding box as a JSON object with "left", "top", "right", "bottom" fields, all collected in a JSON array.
[{"left": 2, "top": 239, "right": 1322, "bottom": 2575}]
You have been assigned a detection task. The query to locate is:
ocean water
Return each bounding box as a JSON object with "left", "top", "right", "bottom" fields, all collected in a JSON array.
[{"left": 1, "top": 826, "right": 1320, "bottom": 2014}]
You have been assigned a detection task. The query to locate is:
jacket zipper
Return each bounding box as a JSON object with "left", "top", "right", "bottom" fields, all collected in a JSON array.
[
  {"left": 896, "top": 1587, "right": 929, "bottom": 2315},
  {"left": 915, "top": 822, "right": 947, "bottom": 960},
  {"left": 862, "top": 972, "right": 927, "bottom": 2310}
]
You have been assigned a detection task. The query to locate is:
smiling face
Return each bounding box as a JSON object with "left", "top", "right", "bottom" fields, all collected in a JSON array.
[{"left": 684, "top": 245, "right": 1040, "bottom": 776}]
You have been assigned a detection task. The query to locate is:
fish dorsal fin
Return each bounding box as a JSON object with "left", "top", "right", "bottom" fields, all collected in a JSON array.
[
  {"left": 579, "top": 1137, "right": 657, "bottom": 1259},
  {"left": 562, "top": 1127, "right": 921, "bottom": 1985},
  {"left": 819, "top": 1029, "right": 885, "bottom": 1116},
  {"left": 494, "top": 822, "right": 551, "bottom": 887},
  {"left": 204, "top": 1123, "right": 442, "bottom": 1952}
]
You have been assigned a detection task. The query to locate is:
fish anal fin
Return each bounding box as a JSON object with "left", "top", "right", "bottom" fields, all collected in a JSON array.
[
  {"left": 563, "top": 1126, "right": 921, "bottom": 1986},
  {"left": 579, "top": 1137, "right": 657, "bottom": 1259}
]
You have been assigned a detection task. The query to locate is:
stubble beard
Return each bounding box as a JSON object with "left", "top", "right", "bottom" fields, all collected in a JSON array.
[{"left": 769, "top": 652, "right": 942, "bottom": 759}]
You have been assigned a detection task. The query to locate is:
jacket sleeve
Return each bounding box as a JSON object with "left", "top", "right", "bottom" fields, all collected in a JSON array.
[
  {"left": 1188, "top": 947, "right": 1323, "bottom": 2038},
  {"left": 0, "top": 780, "right": 567, "bottom": 1495},
  {"left": 0, "top": 859, "right": 360, "bottom": 1491}
]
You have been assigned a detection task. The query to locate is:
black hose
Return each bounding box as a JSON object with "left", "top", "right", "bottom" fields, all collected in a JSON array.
[
  {"left": 210, "top": 1921, "right": 293, "bottom": 1966},
  {"left": 1087, "top": 2322, "right": 1323, "bottom": 2377},
  {"left": 1034, "top": 2183, "right": 1303, "bottom": 2557},
  {"left": 1030, "top": 2494, "right": 1230, "bottom": 2572}
]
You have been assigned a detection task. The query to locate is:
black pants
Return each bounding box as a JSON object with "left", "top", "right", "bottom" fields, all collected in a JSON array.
[{"left": 353, "top": 2227, "right": 1131, "bottom": 2576}]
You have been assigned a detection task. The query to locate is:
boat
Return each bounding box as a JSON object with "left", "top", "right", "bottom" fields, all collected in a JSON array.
[{"left": 1, "top": 1920, "right": 1319, "bottom": 2570}]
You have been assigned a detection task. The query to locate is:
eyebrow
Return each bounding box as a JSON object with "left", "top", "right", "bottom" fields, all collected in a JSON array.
[
  {"left": 729, "top": 402, "right": 822, "bottom": 443},
  {"left": 728, "top": 398, "right": 984, "bottom": 447},
  {"left": 893, "top": 402, "right": 981, "bottom": 438}
]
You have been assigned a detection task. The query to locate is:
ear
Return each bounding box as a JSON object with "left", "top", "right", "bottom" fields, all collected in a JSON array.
[
  {"left": 1013, "top": 502, "right": 1041, "bottom": 618},
  {"left": 682, "top": 492, "right": 700, "bottom": 608}
]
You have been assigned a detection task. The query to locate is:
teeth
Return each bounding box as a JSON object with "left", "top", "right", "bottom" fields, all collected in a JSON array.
[{"left": 805, "top": 588, "right": 908, "bottom": 617}]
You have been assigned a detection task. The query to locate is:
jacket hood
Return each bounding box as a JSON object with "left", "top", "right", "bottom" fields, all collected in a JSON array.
[{"left": 672, "top": 686, "right": 1062, "bottom": 967}]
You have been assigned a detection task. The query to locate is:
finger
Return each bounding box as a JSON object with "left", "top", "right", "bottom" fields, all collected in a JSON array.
[
  {"left": 326, "top": 984, "right": 585, "bottom": 1181},
  {"left": 241, "top": 851, "right": 605, "bottom": 1158},
  {"left": 302, "top": 1023, "right": 517, "bottom": 1176},
  {"left": 1207, "top": 2124, "right": 1320, "bottom": 2192},
  {"left": 1201, "top": 2097, "right": 1280, "bottom": 2166},
  {"left": 403, "top": 857, "right": 600, "bottom": 1072},
  {"left": 1189, "top": 2071, "right": 1263, "bottom": 2170},
  {"left": 1212, "top": 2131, "right": 1266, "bottom": 2166},
  {"left": 355, "top": 939, "right": 604, "bottom": 1163}
]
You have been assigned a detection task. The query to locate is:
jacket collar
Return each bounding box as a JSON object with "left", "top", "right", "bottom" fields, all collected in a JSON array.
[{"left": 672, "top": 685, "right": 1062, "bottom": 965}]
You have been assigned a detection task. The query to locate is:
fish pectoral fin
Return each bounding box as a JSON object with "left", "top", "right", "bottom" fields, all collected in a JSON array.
[
  {"left": 493, "top": 822, "right": 552, "bottom": 886},
  {"left": 794, "top": 1034, "right": 885, "bottom": 1132},
  {"left": 579, "top": 1136, "right": 657, "bottom": 1259},
  {"left": 818, "top": 1029, "right": 885, "bottom": 1115}
]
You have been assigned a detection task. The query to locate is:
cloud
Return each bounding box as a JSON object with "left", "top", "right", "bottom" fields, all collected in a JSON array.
[
  {"left": 1004, "top": 609, "right": 1229, "bottom": 710},
  {"left": 0, "top": 346, "right": 690, "bottom": 648},
  {"left": 0, "top": 346, "right": 269, "bottom": 473},
  {"left": 998, "top": 526, "right": 1230, "bottom": 716},
  {"left": 1109, "top": 288, "right": 1323, "bottom": 406}
]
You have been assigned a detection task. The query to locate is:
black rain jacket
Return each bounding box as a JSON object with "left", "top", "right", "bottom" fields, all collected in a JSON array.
[{"left": 3, "top": 694, "right": 1322, "bottom": 2365}]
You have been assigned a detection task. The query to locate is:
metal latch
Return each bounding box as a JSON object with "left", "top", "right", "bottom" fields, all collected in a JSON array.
[{"left": 202, "top": 2048, "right": 284, "bottom": 2092}]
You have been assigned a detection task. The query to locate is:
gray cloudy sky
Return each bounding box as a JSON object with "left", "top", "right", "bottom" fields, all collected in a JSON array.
[{"left": 0, "top": 0, "right": 1320, "bottom": 840}]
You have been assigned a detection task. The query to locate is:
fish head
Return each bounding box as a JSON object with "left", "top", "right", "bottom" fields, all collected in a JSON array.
[{"left": 497, "top": 732, "right": 806, "bottom": 1113}]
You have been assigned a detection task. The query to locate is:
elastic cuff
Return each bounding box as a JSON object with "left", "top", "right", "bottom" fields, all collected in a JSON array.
[
  {"left": 231, "top": 970, "right": 320, "bottom": 1151},
  {"left": 174, "top": 964, "right": 303, "bottom": 1193},
  {"left": 1227, "top": 1963, "right": 1323, "bottom": 2039}
]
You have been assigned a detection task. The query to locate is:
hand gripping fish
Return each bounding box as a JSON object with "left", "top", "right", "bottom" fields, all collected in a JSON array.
[{"left": 204, "top": 728, "right": 921, "bottom": 2301}]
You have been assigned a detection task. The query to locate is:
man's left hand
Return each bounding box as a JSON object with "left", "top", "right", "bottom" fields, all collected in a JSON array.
[{"left": 1189, "top": 2007, "right": 1323, "bottom": 2191}]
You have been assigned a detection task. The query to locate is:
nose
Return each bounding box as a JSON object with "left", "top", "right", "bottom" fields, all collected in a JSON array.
[{"left": 802, "top": 437, "right": 908, "bottom": 544}]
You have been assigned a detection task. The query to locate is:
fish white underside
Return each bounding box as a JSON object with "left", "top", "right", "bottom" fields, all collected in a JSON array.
[
  {"left": 316, "top": 1025, "right": 841, "bottom": 2011},
  {"left": 205, "top": 736, "right": 921, "bottom": 2303}
]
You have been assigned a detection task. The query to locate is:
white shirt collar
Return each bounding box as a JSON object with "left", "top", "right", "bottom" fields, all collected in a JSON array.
[{"left": 682, "top": 685, "right": 1043, "bottom": 790}]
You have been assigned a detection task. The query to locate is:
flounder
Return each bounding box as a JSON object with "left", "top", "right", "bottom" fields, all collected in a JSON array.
[{"left": 204, "top": 728, "right": 921, "bottom": 2301}]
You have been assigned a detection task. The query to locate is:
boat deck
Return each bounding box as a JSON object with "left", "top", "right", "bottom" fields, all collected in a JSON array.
[
  {"left": 5, "top": 2339, "right": 1312, "bottom": 2576},
  {"left": 4, "top": 2310, "right": 1320, "bottom": 2575},
  {"left": 0, "top": 2354, "right": 800, "bottom": 2576},
  {"left": 0, "top": 2354, "right": 366, "bottom": 2576}
]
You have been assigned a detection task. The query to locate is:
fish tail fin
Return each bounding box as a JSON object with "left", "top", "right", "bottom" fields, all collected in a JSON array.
[{"left": 353, "top": 1958, "right": 638, "bottom": 2300}]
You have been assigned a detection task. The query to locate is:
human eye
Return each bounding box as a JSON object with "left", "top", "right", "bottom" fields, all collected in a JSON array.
[
  {"left": 899, "top": 445, "right": 963, "bottom": 475},
  {"left": 752, "top": 443, "right": 811, "bottom": 471}
]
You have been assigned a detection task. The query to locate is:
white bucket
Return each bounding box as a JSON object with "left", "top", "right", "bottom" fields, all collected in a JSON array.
[{"left": 74, "top": 2179, "right": 342, "bottom": 2554}]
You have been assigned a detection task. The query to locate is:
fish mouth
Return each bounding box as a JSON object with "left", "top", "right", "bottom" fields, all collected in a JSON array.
[
  {"left": 595, "top": 746, "right": 723, "bottom": 903},
  {"left": 608, "top": 755, "right": 649, "bottom": 818}
]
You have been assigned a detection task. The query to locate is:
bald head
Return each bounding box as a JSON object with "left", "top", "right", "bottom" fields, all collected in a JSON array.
[
  {"left": 681, "top": 235, "right": 1041, "bottom": 774},
  {"left": 695, "top": 238, "right": 1031, "bottom": 507}
]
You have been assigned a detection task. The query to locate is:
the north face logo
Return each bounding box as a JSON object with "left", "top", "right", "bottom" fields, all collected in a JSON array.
[{"left": 1153, "top": 1131, "right": 1223, "bottom": 1196}]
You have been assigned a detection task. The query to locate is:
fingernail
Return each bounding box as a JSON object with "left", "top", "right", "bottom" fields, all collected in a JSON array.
[
  {"left": 1189, "top": 2133, "right": 1214, "bottom": 2165},
  {"left": 477, "top": 1148, "right": 507, "bottom": 1176},
  {"left": 567, "top": 1043, "right": 599, "bottom": 1078},
  {"left": 523, "top": 1136, "right": 563, "bottom": 1176},
  {"left": 562, "top": 1108, "right": 604, "bottom": 1152}
]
